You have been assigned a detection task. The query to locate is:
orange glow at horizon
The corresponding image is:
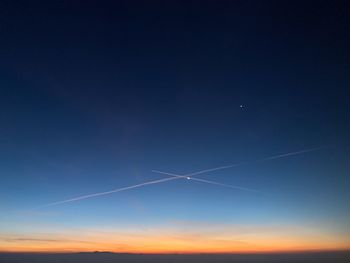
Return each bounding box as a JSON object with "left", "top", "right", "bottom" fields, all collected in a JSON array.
[{"left": 1, "top": 227, "right": 349, "bottom": 254}]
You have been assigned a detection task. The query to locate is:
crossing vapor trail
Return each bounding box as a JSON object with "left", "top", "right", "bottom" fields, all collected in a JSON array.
[
  {"left": 152, "top": 146, "right": 325, "bottom": 178},
  {"left": 37, "top": 146, "right": 324, "bottom": 208},
  {"left": 151, "top": 170, "right": 259, "bottom": 193}
]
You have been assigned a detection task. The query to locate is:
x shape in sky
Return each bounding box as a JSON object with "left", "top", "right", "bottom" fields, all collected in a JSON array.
[
  {"left": 37, "top": 146, "right": 324, "bottom": 208},
  {"left": 151, "top": 170, "right": 259, "bottom": 193}
]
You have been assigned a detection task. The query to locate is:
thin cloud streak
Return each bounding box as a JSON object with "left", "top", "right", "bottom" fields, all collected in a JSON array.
[
  {"left": 154, "top": 146, "right": 326, "bottom": 178},
  {"left": 37, "top": 146, "right": 323, "bottom": 208},
  {"left": 151, "top": 170, "right": 259, "bottom": 193},
  {"left": 261, "top": 147, "right": 326, "bottom": 161},
  {"left": 190, "top": 177, "right": 260, "bottom": 193},
  {"left": 37, "top": 177, "right": 180, "bottom": 208}
]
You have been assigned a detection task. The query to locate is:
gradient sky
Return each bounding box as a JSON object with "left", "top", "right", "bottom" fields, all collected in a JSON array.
[{"left": 0, "top": 0, "right": 350, "bottom": 253}]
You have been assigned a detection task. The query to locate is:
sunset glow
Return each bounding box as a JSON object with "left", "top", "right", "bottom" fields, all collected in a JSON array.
[
  {"left": 1, "top": 222, "right": 349, "bottom": 253},
  {"left": 1, "top": 1, "right": 350, "bottom": 261}
]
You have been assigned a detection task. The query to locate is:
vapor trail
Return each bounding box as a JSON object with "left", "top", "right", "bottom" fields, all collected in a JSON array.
[
  {"left": 151, "top": 170, "right": 259, "bottom": 193},
  {"left": 261, "top": 147, "right": 325, "bottom": 161},
  {"left": 38, "top": 146, "right": 324, "bottom": 208},
  {"left": 37, "top": 176, "right": 180, "bottom": 208},
  {"left": 189, "top": 177, "right": 260, "bottom": 193},
  {"left": 153, "top": 146, "right": 325, "bottom": 178}
]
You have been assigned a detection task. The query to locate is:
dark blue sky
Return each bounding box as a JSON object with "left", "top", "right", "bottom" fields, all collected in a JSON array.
[{"left": 0, "top": 0, "right": 349, "bottom": 253}]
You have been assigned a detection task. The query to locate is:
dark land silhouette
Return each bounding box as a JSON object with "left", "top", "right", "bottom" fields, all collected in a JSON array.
[{"left": 1, "top": 251, "right": 350, "bottom": 263}]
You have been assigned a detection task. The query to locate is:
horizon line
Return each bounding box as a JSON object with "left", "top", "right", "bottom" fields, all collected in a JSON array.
[{"left": 1, "top": 248, "right": 350, "bottom": 255}]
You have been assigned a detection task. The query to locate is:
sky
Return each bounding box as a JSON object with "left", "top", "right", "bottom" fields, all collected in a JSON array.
[{"left": 0, "top": 0, "right": 350, "bottom": 253}]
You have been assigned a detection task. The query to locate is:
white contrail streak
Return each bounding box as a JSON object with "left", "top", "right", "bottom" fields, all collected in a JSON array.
[
  {"left": 153, "top": 146, "right": 325, "bottom": 178},
  {"left": 151, "top": 170, "right": 259, "bottom": 193},
  {"left": 189, "top": 177, "right": 260, "bottom": 193},
  {"left": 38, "top": 146, "right": 324, "bottom": 208},
  {"left": 261, "top": 147, "right": 325, "bottom": 161},
  {"left": 37, "top": 176, "right": 180, "bottom": 208}
]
